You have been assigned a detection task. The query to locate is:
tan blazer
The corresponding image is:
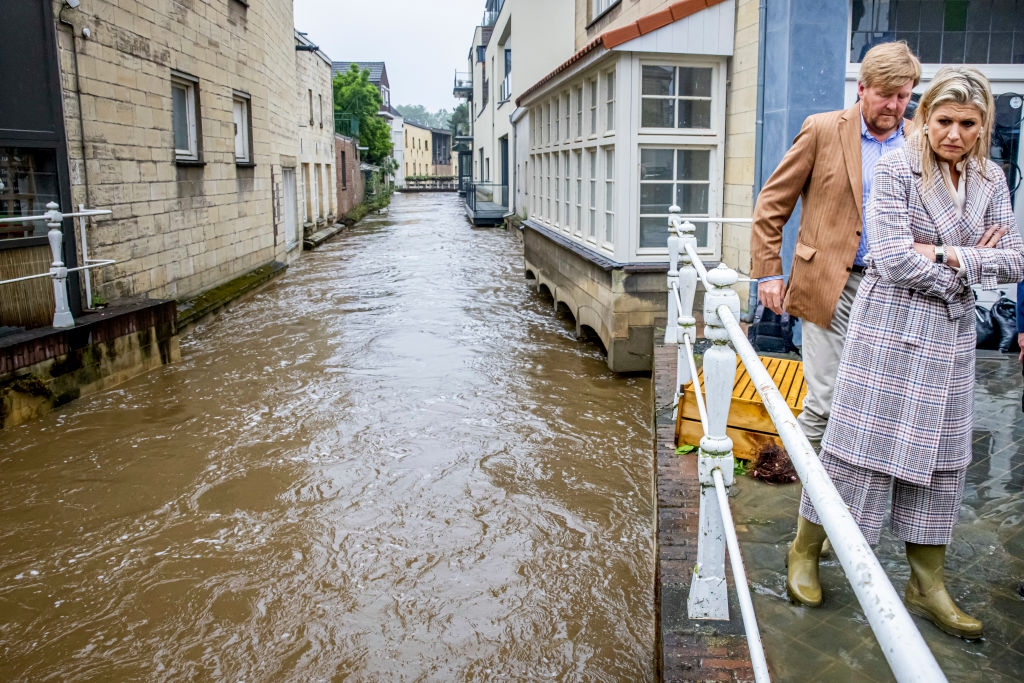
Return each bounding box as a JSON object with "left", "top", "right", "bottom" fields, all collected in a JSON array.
[{"left": 750, "top": 102, "right": 912, "bottom": 328}]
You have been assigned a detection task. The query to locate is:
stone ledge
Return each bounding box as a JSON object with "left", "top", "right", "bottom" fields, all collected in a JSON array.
[{"left": 175, "top": 260, "right": 287, "bottom": 331}]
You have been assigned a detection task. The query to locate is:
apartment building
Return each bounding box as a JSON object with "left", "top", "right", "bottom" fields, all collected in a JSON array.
[{"left": 295, "top": 30, "right": 337, "bottom": 244}]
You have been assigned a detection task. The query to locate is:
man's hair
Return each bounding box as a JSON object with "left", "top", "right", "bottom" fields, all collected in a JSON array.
[
  {"left": 859, "top": 41, "right": 921, "bottom": 90},
  {"left": 912, "top": 66, "right": 996, "bottom": 182}
]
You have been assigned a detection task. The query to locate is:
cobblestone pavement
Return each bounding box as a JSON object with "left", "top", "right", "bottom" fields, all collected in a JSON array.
[{"left": 658, "top": 346, "right": 1024, "bottom": 682}]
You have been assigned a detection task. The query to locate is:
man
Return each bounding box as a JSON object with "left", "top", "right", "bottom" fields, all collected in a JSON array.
[
  {"left": 750, "top": 41, "right": 920, "bottom": 607},
  {"left": 751, "top": 41, "right": 920, "bottom": 456}
]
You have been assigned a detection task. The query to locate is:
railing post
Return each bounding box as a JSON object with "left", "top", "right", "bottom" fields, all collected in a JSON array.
[
  {"left": 664, "top": 209, "right": 680, "bottom": 345},
  {"left": 687, "top": 263, "right": 741, "bottom": 620},
  {"left": 45, "top": 202, "right": 75, "bottom": 328},
  {"left": 674, "top": 217, "right": 699, "bottom": 398}
]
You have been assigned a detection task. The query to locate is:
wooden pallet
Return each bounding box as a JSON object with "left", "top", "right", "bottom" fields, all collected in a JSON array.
[{"left": 674, "top": 355, "right": 806, "bottom": 461}]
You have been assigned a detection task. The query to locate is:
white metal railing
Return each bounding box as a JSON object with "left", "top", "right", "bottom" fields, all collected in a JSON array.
[
  {"left": 0, "top": 202, "right": 114, "bottom": 328},
  {"left": 665, "top": 206, "right": 947, "bottom": 683}
]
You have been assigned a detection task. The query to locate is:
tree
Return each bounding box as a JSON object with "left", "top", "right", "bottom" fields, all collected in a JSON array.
[
  {"left": 333, "top": 64, "right": 393, "bottom": 166},
  {"left": 449, "top": 103, "right": 469, "bottom": 137},
  {"left": 394, "top": 104, "right": 451, "bottom": 129}
]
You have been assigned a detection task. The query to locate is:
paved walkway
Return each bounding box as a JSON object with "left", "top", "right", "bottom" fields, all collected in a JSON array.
[{"left": 654, "top": 343, "right": 1024, "bottom": 681}]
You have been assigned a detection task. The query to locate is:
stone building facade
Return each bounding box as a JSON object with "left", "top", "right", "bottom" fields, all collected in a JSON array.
[
  {"left": 55, "top": 0, "right": 301, "bottom": 304},
  {"left": 403, "top": 121, "right": 433, "bottom": 178},
  {"left": 295, "top": 30, "right": 336, "bottom": 243}
]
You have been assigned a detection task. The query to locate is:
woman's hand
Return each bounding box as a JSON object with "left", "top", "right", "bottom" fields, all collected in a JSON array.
[
  {"left": 976, "top": 225, "right": 1008, "bottom": 249},
  {"left": 911, "top": 227, "right": 1008, "bottom": 269}
]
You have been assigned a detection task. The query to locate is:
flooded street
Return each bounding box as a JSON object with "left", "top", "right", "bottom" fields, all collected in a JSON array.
[{"left": 0, "top": 193, "right": 655, "bottom": 680}]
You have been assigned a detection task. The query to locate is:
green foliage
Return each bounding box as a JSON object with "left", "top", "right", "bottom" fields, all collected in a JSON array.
[
  {"left": 333, "top": 65, "right": 393, "bottom": 166},
  {"left": 394, "top": 104, "right": 451, "bottom": 129},
  {"left": 675, "top": 444, "right": 696, "bottom": 455},
  {"left": 449, "top": 103, "right": 469, "bottom": 136},
  {"left": 734, "top": 458, "right": 750, "bottom": 476}
]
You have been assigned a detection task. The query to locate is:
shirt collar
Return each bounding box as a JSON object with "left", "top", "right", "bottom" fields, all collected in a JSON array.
[{"left": 860, "top": 113, "right": 904, "bottom": 143}]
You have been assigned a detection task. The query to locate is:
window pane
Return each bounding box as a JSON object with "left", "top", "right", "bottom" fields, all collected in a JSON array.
[
  {"left": 172, "top": 84, "right": 189, "bottom": 150},
  {"left": 677, "top": 67, "right": 712, "bottom": 97},
  {"left": 640, "top": 183, "right": 673, "bottom": 213},
  {"left": 676, "top": 183, "right": 709, "bottom": 213},
  {"left": 639, "top": 216, "right": 668, "bottom": 248},
  {"left": 918, "top": 32, "right": 942, "bottom": 62},
  {"left": 641, "top": 66, "right": 674, "bottom": 96},
  {"left": 894, "top": 0, "right": 921, "bottom": 30},
  {"left": 640, "top": 149, "right": 674, "bottom": 180},
  {"left": 677, "top": 100, "right": 712, "bottom": 128},
  {"left": 641, "top": 98, "right": 674, "bottom": 127},
  {"left": 942, "top": 31, "right": 966, "bottom": 62},
  {"left": 965, "top": 0, "right": 992, "bottom": 31},
  {"left": 919, "top": 4, "right": 944, "bottom": 31},
  {"left": 965, "top": 32, "right": 989, "bottom": 62},
  {"left": 851, "top": 0, "right": 871, "bottom": 31},
  {"left": 989, "top": 31, "right": 1013, "bottom": 61},
  {"left": 944, "top": 0, "right": 968, "bottom": 31},
  {"left": 677, "top": 149, "right": 710, "bottom": 180},
  {"left": 0, "top": 147, "right": 59, "bottom": 239}
]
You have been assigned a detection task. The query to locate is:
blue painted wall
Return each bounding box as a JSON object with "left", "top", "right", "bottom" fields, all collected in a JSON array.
[{"left": 757, "top": 0, "right": 849, "bottom": 280}]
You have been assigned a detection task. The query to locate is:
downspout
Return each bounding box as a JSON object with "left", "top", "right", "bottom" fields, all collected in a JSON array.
[
  {"left": 58, "top": 6, "right": 92, "bottom": 211},
  {"left": 510, "top": 112, "right": 517, "bottom": 216},
  {"left": 742, "top": 0, "right": 768, "bottom": 323}
]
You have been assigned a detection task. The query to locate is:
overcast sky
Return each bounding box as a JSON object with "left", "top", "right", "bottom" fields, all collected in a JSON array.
[{"left": 293, "top": 0, "right": 484, "bottom": 113}]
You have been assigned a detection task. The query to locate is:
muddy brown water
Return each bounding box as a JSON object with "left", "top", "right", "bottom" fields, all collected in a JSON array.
[{"left": 0, "top": 193, "right": 655, "bottom": 681}]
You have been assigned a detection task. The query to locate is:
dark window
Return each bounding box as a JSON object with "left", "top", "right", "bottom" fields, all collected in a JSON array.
[
  {"left": 341, "top": 151, "right": 347, "bottom": 189},
  {"left": 0, "top": 148, "right": 59, "bottom": 239},
  {"left": 477, "top": 46, "right": 486, "bottom": 62},
  {"left": 850, "top": 0, "right": 1024, "bottom": 63}
]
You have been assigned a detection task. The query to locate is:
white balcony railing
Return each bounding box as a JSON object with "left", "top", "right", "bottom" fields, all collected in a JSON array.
[{"left": 665, "top": 206, "right": 947, "bottom": 683}]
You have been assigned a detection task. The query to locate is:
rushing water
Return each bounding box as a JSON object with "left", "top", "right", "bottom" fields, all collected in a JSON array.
[{"left": 0, "top": 193, "right": 655, "bottom": 681}]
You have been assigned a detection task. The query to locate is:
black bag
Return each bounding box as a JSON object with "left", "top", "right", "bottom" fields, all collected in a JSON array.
[
  {"left": 976, "top": 303, "right": 999, "bottom": 349},
  {"left": 990, "top": 296, "right": 1019, "bottom": 353},
  {"left": 748, "top": 302, "right": 796, "bottom": 354}
]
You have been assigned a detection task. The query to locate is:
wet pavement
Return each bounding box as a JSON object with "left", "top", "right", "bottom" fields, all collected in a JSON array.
[
  {"left": 727, "top": 355, "right": 1024, "bottom": 681},
  {"left": 0, "top": 193, "right": 655, "bottom": 680}
]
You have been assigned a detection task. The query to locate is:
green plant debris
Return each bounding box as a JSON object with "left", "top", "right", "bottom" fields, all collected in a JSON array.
[{"left": 675, "top": 444, "right": 696, "bottom": 455}]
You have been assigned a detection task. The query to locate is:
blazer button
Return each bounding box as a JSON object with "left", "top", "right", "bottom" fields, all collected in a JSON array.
[
  {"left": 846, "top": 266, "right": 852, "bottom": 272},
  {"left": 856, "top": 230, "right": 862, "bottom": 236}
]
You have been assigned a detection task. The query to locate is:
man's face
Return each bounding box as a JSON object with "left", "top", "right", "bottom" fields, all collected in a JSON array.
[{"left": 858, "top": 79, "right": 915, "bottom": 137}]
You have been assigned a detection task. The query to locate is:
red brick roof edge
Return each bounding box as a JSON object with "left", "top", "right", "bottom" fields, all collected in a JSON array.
[{"left": 515, "top": 0, "right": 725, "bottom": 107}]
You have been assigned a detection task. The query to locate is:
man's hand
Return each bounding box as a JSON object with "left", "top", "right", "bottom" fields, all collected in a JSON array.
[
  {"left": 759, "top": 279, "right": 786, "bottom": 315},
  {"left": 1018, "top": 332, "right": 1023, "bottom": 363}
]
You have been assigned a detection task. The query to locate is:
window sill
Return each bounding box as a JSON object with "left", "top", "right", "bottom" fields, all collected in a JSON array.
[
  {"left": 175, "top": 158, "right": 206, "bottom": 167},
  {"left": 235, "top": 161, "right": 256, "bottom": 168}
]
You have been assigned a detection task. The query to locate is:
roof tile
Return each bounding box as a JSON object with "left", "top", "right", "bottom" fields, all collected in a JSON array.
[
  {"left": 601, "top": 23, "right": 641, "bottom": 50},
  {"left": 636, "top": 8, "right": 675, "bottom": 35},
  {"left": 670, "top": 0, "right": 709, "bottom": 21}
]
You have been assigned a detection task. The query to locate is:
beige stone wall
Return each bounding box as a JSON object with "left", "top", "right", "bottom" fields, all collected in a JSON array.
[
  {"left": 722, "top": 0, "right": 758, "bottom": 303},
  {"left": 574, "top": 0, "right": 675, "bottom": 49},
  {"left": 334, "top": 135, "right": 364, "bottom": 216},
  {"left": 54, "top": 0, "right": 299, "bottom": 303},
  {"left": 403, "top": 123, "right": 432, "bottom": 177},
  {"left": 295, "top": 46, "right": 336, "bottom": 228}
]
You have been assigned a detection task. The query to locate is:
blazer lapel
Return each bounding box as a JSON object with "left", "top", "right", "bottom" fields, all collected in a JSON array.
[
  {"left": 960, "top": 157, "right": 994, "bottom": 240},
  {"left": 909, "top": 145, "right": 962, "bottom": 243},
  {"left": 839, "top": 103, "right": 863, "bottom": 217}
]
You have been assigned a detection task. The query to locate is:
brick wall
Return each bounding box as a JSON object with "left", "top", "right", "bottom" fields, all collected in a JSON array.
[
  {"left": 334, "top": 135, "right": 365, "bottom": 216},
  {"left": 55, "top": 0, "right": 299, "bottom": 303}
]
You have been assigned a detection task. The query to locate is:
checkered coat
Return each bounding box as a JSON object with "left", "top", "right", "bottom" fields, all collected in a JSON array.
[{"left": 821, "top": 144, "right": 1024, "bottom": 485}]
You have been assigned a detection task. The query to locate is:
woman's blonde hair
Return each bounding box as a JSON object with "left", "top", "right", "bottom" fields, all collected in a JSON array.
[
  {"left": 912, "top": 66, "right": 995, "bottom": 182},
  {"left": 859, "top": 41, "right": 921, "bottom": 91}
]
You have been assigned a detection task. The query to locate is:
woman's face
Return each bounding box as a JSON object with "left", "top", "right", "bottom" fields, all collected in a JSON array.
[{"left": 926, "top": 102, "right": 984, "bottom": 165}]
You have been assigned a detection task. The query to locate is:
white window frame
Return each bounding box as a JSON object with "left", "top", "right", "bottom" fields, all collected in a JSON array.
[
  {"left": 589, "top": 78, "right": 598, "bottom": 137},
  {"left": 638, "top": 63, "right": 717, "bottom": 134},
  {"left": 172, "top": 71, "right": 200, "bottom": 161},
  {"left": 605, "top": 69, "right": 616, "bottom": 134},
  {"left": 562, "top": 150, "right": 571, "bottom": 232},
  {"left": 603, "top": 146, "right": 615, "bottom": 248},
  {"left": 232, "top": 90, "right": 252, "bottom": 164},
  {"left": 633, "top": 56, "right": 725, "bottom": 260}
]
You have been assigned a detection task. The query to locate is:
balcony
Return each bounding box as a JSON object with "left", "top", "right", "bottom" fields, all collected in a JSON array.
[
  {"left": 499, "top": 73, "right": 511, "bottom": 103},
  {"left": 334, "top": 113, "right": 359, "bottom": 138},
  {"left": 453, "top": 71, "right": 473, "bottom": 99},
  {"left": 463, "top": 182, "right": 508, "bottom": 226}
]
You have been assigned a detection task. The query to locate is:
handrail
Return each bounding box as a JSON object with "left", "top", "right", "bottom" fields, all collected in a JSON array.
[
  {"left": 666, "top": 206, "right": 947, "bottom": 682},
  {"left": 0, "top": 202, "right": 115, "bottom": 327}
]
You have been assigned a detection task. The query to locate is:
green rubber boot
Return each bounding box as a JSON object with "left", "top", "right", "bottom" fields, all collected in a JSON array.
[
  {"left": 904, "top": 542, "right": 983, "bottom": 639},
  {"left": 787, "top": 516, "right": 827, "bottom": 607}
]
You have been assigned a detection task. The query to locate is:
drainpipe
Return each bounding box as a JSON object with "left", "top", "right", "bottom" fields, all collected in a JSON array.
[
  {"left": 58, "top": 6, "right": 93, "bottom": 211},
  {"left": 742, "top": 0, "right": 768, "bottom": 323}
]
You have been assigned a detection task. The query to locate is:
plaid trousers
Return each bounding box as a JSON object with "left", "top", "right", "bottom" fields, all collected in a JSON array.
[{"left": 799, "top": 450, "right": 966, "bottom": 545}]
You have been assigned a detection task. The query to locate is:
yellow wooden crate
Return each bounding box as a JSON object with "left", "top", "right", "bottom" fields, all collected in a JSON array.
[{"left": 674, "top": 355, "right": 807, "bottom": 461}]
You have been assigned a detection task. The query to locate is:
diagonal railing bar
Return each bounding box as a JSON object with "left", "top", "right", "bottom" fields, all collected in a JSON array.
[
  {"left": 680, "top": 330, "right": 708, "bottom": 433},
  {"left": 664, "top": 205, "right": 947, "bottom": 683}
]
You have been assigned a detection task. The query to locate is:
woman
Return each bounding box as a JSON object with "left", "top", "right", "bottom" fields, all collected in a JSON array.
[{"left": 787, "top": 66, "right": 1024, "bottom": 640}]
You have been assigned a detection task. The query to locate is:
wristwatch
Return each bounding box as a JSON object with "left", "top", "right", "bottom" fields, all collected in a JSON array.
[{"left": 935, "top": 244, "right": 946, "bottom": 265}]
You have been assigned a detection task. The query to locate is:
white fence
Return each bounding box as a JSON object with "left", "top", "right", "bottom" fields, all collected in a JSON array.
[
  {"left": 0, "top": 202, "right": 114, "bottom": 328},
  {"left": 664, "top": 206, "right": 947, "bottom": 683}
]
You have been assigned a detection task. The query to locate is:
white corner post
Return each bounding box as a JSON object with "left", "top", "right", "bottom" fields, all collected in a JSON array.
[
  {"left": 674, "top": 213, "right": 699, "bottom": 397},
  {"left": 664, "top": 209, "right": 681, "bottom": 345},
  {"left": 687, "top": 263, "right": 741, "bottom": 620},
  {"left": 45, "top": 202, "right": 75, "bottom": 328}
]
